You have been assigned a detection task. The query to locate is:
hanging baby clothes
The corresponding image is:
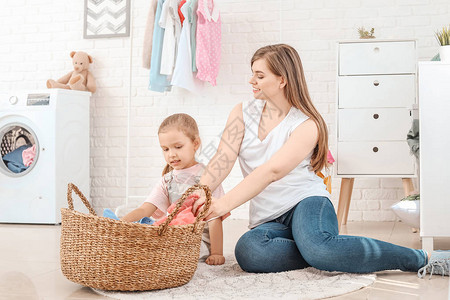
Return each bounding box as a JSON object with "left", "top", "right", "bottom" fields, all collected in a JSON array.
[
  {"left": 178, "top": 0, "right": 186, "bottom": 26},
  {"left": 149, "top": 0, "right": 171, "bottom": 92},
  {"left": 189, "top": 0, "right": 199, "bottom": 72},
  {"left": 171, "top": 0, "right": 204, "bottom": 94},
  {"left": 159, "top": 0, "right": 182, "bottom": 76},
  {"left": 142, "top": 0, "right": 158, "bottom": 69},
  {"left": 196, "top": 0, "right": 221, "bottom": 86}
]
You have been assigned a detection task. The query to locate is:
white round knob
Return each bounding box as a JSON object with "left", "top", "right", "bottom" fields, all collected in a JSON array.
[{"left": 9, "top": 96, "right": 18, "bottom": 105}]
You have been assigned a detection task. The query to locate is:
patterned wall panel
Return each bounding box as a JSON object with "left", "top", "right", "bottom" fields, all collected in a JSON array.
[{"left": 83, "top": 0, "right": 130, "bottom": 38}]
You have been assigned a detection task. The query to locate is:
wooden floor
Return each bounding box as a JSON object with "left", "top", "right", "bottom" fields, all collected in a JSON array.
[{"left": 0, "top": 220, "right": 449, "bottom": 299}]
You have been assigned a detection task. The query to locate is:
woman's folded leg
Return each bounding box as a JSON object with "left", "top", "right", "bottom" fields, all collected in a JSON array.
[{"left": 235, "top": 221, "right": 309, "bottom": 273}]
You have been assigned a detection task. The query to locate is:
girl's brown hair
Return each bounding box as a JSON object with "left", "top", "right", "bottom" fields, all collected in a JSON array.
[
  {"left": 158, "top": 113, "right": 200, "bottom": 175},
  {"left": 251, "top": 44, "right": 329, "bottom": 172}
]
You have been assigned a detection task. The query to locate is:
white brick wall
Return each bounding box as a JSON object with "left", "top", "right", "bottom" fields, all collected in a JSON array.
[{"left": 1, "top": 0, "right": 448, "bottom": 221}]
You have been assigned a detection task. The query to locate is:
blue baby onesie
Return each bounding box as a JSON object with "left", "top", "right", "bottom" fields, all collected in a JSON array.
[{"left": 149, "top": 0, "right": 171, "bottom": 92}]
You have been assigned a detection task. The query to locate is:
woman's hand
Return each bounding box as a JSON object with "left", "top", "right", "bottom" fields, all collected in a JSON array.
[{"left": 192, "top": 194, "right": 229, "bottom": 221}]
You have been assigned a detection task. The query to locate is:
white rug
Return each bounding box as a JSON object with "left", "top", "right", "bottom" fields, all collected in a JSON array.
[{"left": 93, "top": 256, "right": 376, "bottom": 300}]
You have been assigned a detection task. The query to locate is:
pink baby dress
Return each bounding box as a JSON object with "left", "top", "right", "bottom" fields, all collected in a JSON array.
[{"left": 195, "top": 0, "right": 221, "bottom": 86}]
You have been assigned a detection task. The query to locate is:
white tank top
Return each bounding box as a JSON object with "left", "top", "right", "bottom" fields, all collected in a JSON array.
[{"left": 238, "top": 99, "right": 331, "bottom": 228}]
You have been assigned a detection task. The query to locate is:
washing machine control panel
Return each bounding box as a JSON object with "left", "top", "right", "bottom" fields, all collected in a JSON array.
[{"left": 27, "top": 93, "right": 50, "bottom": 106}]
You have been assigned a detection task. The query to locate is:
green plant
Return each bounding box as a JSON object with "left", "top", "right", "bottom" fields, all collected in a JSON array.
[
  {"left": 435, "top": 25, "right": 450, "bottom": 46},
  {"left": 400, "top": 194, "right": 420, "bottom": 201},
  {"left": 358, "top": 27, "right": 375, "bottom": 39}
]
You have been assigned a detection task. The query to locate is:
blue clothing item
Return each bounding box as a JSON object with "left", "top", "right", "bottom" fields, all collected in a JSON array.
[
  {"left": 6, "top": 162, "right": 26, "bottom": 173},
  {"left": 188, "top": 0, "right": 199, "bottom": 72},
  {"left": 103, "top": 208, "right": 119, "bottom": 220},
  {"left": 235, "top": 196, "right": 427, "bottom": 273},
  {"left": 102, "top": 209, "right": 155, "bottom": 225},
  {"left": 139, "top": 217, "right": 155, "bottom": 225},
  {"left": 148, "top": 0, "right": 171, "bottom": 92},
  {"left": 2, "top": 145, "right": 30, "bottom": 173}
]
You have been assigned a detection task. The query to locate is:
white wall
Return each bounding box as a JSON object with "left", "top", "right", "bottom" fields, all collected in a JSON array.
[{"left": 1, "top": 0, "right": 449, "bottom": 221}]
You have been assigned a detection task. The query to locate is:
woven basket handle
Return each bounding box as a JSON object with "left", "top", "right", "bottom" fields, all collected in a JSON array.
[
  {"left": 67, "top": 183, "right": 97, "bottom": 216},
  {"left": 157, "top": 184, "right": 212, "bottom": 236}
]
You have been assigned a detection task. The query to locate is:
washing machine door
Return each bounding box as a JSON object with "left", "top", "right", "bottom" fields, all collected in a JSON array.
[{"left": 0, "top": 123, "right": 40, "bottom": 176}]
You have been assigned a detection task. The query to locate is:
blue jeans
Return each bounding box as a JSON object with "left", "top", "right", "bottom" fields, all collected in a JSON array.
[{"left": 235, "top": 196, "right": 427, "bottom": 273}]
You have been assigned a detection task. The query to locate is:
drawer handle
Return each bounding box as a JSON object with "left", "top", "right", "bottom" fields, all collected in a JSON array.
[
  {"left": 373, "top": 113, "right": 379, "bottom": 119},
  {"left": 373, "top": 80, "right": 380, "bottom": 87},
  {"left": 373, "top": 147, "right": 379, "bottom": 153},
  {"left": 373, "top": 47, "right": 380, "bottom": 53}
]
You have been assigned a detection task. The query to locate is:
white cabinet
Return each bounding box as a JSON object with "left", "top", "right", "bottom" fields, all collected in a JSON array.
[
  {"left": 419, "top": 62, "right": 450, "bottom": 252},
  {"left": 336, "top": 40, "right": 417, "bottom": 229},
  {"left": 337, "top": 40, "right": 417, "bottom": 176}
]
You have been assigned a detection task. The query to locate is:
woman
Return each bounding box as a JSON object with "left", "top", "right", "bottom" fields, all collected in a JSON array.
[{"left": 193, "top": 44, "right": 448, "bottom": 277}]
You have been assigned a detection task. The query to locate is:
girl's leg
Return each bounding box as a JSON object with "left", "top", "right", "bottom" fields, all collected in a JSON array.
[
  {"left": 291, "top": 196, "right": 427, "bottom": 273},
  {"left": 235, "top": 221, "right": 309, "bottom": 273}
]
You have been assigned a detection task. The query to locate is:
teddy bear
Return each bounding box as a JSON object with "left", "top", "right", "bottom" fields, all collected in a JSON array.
[{"left": 46, "top": 51, "right": 96, "bottom": 93}]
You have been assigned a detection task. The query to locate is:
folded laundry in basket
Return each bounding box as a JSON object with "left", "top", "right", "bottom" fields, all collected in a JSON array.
[
  {"left": 103, "top": 209, "right": 155, "bottom": 225},
  {"left": 154, "top": 194, "right": 200, "bottom": 226}
]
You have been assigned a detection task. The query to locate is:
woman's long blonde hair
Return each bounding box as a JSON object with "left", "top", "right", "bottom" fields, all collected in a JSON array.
[
  {"left": 251, "top": 44, "right": 329, "bottom": 172},
  {"left": 158, "top": 113, "right": 200, "bottom": 176}
]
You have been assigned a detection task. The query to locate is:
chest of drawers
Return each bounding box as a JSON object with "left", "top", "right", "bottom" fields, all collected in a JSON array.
[{"left": 335, "top": 40, "right": 417, "bottom": 228}]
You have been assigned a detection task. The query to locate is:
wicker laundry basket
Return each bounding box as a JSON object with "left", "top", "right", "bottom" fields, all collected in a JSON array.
[{"left": 60, "top": 183, "right": 211, "bottom": 291}]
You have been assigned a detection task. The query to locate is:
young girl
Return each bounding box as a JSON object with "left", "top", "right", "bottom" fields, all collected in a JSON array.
[
  {"left": 122, "top": 113, "right": 226, "bottom": 265},
  {"left": 192, "top": 44, "right": 449, "bottom": 277}
]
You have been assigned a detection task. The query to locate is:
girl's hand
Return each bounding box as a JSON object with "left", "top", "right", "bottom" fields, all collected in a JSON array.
[
  {"left": 192, "top": 194, "right": 229, "bottom": 221},
  {"left": 206, "top": 254, "right": 225, "bottom": 265}
]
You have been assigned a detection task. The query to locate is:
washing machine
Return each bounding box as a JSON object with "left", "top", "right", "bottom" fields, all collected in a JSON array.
[{"left": 0, "top": 89, "right": 90, "bottom": 224}]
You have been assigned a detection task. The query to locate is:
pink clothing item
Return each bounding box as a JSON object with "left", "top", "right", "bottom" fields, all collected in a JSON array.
[
  {"left": 144, "top": 163, "right": 225, "bottom": 219},
  {"left": 195, "top": 0, "right": 221, "bottom": 86},
  {"left": 145, "top": 177, "right": 169, "bottom": 219},
  {"left": 154, "top": 194, "right": 199, "bottom": 226},
  {"left": 327, "top": 150, "right": 335, "bottom": 164},
  {"left": 22, "top": 144, "right": 36, "bottom": 167},
  {"left": 154, "top": 194, "right": 230, "bottom": 226}
]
